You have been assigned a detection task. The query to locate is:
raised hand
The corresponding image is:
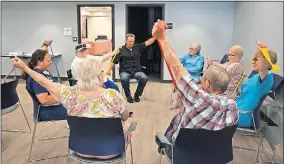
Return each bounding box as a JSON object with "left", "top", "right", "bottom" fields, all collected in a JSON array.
[
  {"left": 152, "top": 19, "right": 167, "bottom": 40},
  {"left": 256, "top": 41, "right": 268, "bottom": 50},
  {"left": 43, "top": 40, "right": 53, "bottom": 46},
  {"left": 12, "top": 57, "right": 28, "bottom": 71}
]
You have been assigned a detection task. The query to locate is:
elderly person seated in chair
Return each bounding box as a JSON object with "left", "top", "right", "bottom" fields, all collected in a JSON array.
[
  {"left": 206, "top": 45, "right": 244, "bottom": 98},
  {"left": 180, "top": 42, "right": 204, "bottom": 83},
  {"left": 13, "top": 56, "right": 132, "bottom": 160},
  {"left": 21, "top": 40, "right": 67, "bottom": 121},
  {"left": 152, "top": 20, "right": 239, "bottom": 159},
  {"left": 71, "top": 42, "right": 120, "bottom": 92},
  {"left": 234, "top": 42, "right": 278, "bottom": 128},
  {"left": 106, "top": 33, "right": 157, "bottom": 103}
]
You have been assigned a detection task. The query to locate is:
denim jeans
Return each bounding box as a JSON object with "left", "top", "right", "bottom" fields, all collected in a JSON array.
[{"left": 119, "top": 71, "right": 148, "bottom": 98}]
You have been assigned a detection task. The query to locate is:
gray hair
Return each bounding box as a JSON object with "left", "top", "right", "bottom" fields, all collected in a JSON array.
[
  {"left": 189, "top": 42, "right": 201, "bottom": 53},
  {"left": 76, "top": 58, "right": 102, "bottom": 90},
  {"left": 231, "top": 45, "right": 244, "bottom": 59},
  {"left": 203, "top": 65, "right": 230, "bottom": 93},
  {"left": 126, "top": 33, "right": 135, "bottom": 41}
]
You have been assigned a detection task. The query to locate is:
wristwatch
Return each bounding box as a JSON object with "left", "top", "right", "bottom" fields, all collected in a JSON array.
[{"left": 42, "top": 43, "right": 49, "bottom": 47}]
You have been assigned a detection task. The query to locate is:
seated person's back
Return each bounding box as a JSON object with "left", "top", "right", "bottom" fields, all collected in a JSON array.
[{"left": 23, "top": 48, "right": 67, "bottom": 121}]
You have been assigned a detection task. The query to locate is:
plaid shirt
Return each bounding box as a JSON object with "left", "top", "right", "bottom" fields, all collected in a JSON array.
[{"left": 169, "top": 73, "right": 239, "bottom": 143}]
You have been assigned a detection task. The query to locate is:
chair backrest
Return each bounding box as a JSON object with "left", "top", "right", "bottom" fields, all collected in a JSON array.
[
  {"left": 253, "top": 93, "right": 269, "bottom": 130},
  {"left": 220, "top": 54, "right": 229, "bottom": 64},
  {"left": 67, "top": 69, "right": 73, "bottom": 79},
  {"left": 1, "top": 79, "right": 19, "bottom": 109},
  {"left": 25, "top": 77, "right": 42, "bottom": 121},
  {"left": 271, "top": 73, "right": 283, "bottom": 92},
  {"left": 173, "top": 125, "right": 237, "bottom": 164},
  {"left": 67, "top": 116, "right": 125, "bottom": 156},
  {"left": 66, "top": 69, "right": 77, "bottom": 86},
  {"left": 274, "top": 80, "right": 284, "bottom": 108}
]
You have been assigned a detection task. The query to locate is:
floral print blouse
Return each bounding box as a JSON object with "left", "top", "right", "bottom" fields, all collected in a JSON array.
[{"left": 60, "top": 86, "right": 126, "bottom": 118}]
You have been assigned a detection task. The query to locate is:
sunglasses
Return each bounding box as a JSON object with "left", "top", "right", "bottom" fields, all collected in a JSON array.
[
  {"left": 252, "top": 57, "right": 260, "bottom": 62},
  {"left": 75, "top": 44, "right": 87, "bottom": 51}
]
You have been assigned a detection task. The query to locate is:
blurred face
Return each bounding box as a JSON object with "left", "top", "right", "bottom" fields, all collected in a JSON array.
[
  {"left": 38, "top": 53, "right": 52, "bottom": 71},
  {"left": 228, "top": 47, "right": 240, "bottom": 63},
  {"left": 126, "top": 36, "right": 135, "bottom": 49},
  {"left": 252, "top": 53, "right": 269, "bottom": 72},
  {"left": 76, "top": 49, "right": 88, "bottom": 57},
  {"left": 189, "top": 47, "right": 198, "bottom": 56}
]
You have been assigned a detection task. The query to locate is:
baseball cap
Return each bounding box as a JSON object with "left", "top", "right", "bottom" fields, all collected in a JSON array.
[{"left": 75, "top": 44, "right": 89, "bottom": 52}]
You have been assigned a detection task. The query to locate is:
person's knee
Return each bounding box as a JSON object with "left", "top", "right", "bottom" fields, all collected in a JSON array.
[
  {"left": 139, "top": 73, "right": 148, "bottom": 83},
  {"left": 120, "top": 73, "right": 130, "bottom": 83}
]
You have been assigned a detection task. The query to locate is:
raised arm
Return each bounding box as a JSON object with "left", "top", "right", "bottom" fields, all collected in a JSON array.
[
  {"left": 101, "top": 47, "right": 120, "bottom": 62},
  {"left": 152, "top": 21, "right": 187, "bottom": 82},
  {"left": 145, "top": 37, "right": 157, "bottom": 47},
  {"left": 41, "top": 40, "right": 53, "bottom": 51},
  {"left": 12, "top": 57, "right": 63, "bottom": 103}
]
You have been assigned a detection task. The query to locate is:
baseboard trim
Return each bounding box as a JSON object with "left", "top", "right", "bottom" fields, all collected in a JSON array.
[{"left": 160, "top": 80, "right": 172, "bottom": 83}]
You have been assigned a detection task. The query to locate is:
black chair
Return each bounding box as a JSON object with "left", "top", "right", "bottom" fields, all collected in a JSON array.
[
  {"left": 220, "top": 54, "right": 229, "bottom": 64},
  {"left": 67, "top": 69, "right": 77, "bottom": 86},
  {"left": 26, "top": 80, "right": 68, "bottom": 162},
  {"left": 1, "top": 78, "right": 31, "bottom": 150},
  {"left": 67, "top": 116, "right": 136, "bottom": 164},
  {"left": 156, "top": 125, "right": 237, "bottom": 164}
]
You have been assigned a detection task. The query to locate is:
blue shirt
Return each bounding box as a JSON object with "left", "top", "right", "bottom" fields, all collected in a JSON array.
[
  {"left": 179, "top": 53, "right": 204, "bottom": 79},
  {"left": 236, "top": 73, "right": 273, "bottom": 127},
  {"left": 26, "top": 68, "right": 66, "bottom": 121}
]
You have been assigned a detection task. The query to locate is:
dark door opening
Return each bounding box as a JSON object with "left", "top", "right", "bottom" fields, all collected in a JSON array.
[{"left": 126, "top": 5, "right": 164, "bottom": 82}]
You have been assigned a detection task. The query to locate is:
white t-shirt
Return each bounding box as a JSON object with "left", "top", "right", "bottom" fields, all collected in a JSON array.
[{"left": 71, "top": 55, "right": 103, "bottom": 80}]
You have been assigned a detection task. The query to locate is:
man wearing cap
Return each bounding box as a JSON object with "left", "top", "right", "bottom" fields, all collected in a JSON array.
[{"left": 71, "top": 43, "right": 120, "bottom": 92}]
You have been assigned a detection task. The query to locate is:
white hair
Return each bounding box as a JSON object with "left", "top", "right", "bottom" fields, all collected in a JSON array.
[
  {"left": 231, "top": 45, "right": 244, "bottom": 59},
  {"left": 76, "top": 58, "right": 102, "bottom": 89}
]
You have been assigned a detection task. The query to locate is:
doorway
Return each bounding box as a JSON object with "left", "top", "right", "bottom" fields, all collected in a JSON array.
[
  {"left": 126, "top": 4, "right": 165, "bottom": 82},
  {"left": 77, "top": 4, "right": 116, "bottom": 80}
]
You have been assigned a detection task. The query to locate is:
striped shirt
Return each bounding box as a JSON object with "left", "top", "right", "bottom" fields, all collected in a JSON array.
[{"left": 169, "top": 73, "right": 239, "bottom": 143}]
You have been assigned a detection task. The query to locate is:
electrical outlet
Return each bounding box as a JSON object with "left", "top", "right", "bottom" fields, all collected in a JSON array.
[{"left": 72, "top": 37, "right": 77, "bottom": 42}]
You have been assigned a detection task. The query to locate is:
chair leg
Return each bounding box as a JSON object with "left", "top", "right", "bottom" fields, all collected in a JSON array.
[
  {"left": 29, "top": 122, "right": 38, "bottom": 162},
  {"left": 2, "top": 138, "right": 4, "bottom": 151},
  {"left": 19, "top": 103, "right": 31, "bottom": 133},
  {"left": 130, "top": 141, "right": 134, "bottom": 164},
  {"left": 256, "top": 134, "right": 263, "bottom": 163}
]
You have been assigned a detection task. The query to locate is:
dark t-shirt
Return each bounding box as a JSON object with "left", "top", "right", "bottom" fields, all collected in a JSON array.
[
  {"left": 26, "top": 68, "right": 60, "bottom": 121},
  {"left": 112, "top": 43, "right": 146, "bottom": 74}
]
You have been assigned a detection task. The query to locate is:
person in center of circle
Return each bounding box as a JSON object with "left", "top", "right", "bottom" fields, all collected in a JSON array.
[{"left": 106, "top": 33, "right": 157, "bottom": 103}]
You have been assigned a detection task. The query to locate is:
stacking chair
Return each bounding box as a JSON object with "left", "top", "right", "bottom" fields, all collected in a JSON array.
[
  {"left": 66, "top": 116, "right": 136, "bottom": 164},
  {"left": 156, "top": 125, "right": 237, "bottom": 164},
  {"left": 66, "top": 69, "right": 77, "bottom": 86},
  {"left": 234, "top": 72, "right": 283, "bottom": 153},
  {"left": 26, "top": 83, "right": 68, "bottom": 162},
  {"left": 119, "top": 66, "right": 147, "bottom": 100},
  {"left": 256, "top": 125, "right": 283, "bottom": 163},
  {"left": 1, "top": 78, "right": 31, "bottom": 150}
]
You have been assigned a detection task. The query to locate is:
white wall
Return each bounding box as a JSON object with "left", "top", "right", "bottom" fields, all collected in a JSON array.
[
  {"left": 232, "top": 2, "right": 283, "bottom": 75},
  {"left": 87, "top": 16, "right": 112, "bottom": 41},
  {"left": 1, "top": 2, "right": 235, "bottom": 81}
]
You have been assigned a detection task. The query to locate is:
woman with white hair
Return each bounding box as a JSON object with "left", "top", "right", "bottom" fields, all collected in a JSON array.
[
  {"left": 170, "top": 42, "right": 204, "bottom": 109},
  {"left": 206, "top": 45, "right": 244, "bottom": 98},
  {"left": 180, "top": 42, "right": 204, "bottom": 83},
  {"left": 12, "top": 56, "right": 132, "bottom": 159}
]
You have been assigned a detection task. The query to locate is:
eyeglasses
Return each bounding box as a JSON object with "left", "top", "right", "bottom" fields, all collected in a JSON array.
[{"left": 252, "top": 57, "right": 260, "bottom": 62}]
